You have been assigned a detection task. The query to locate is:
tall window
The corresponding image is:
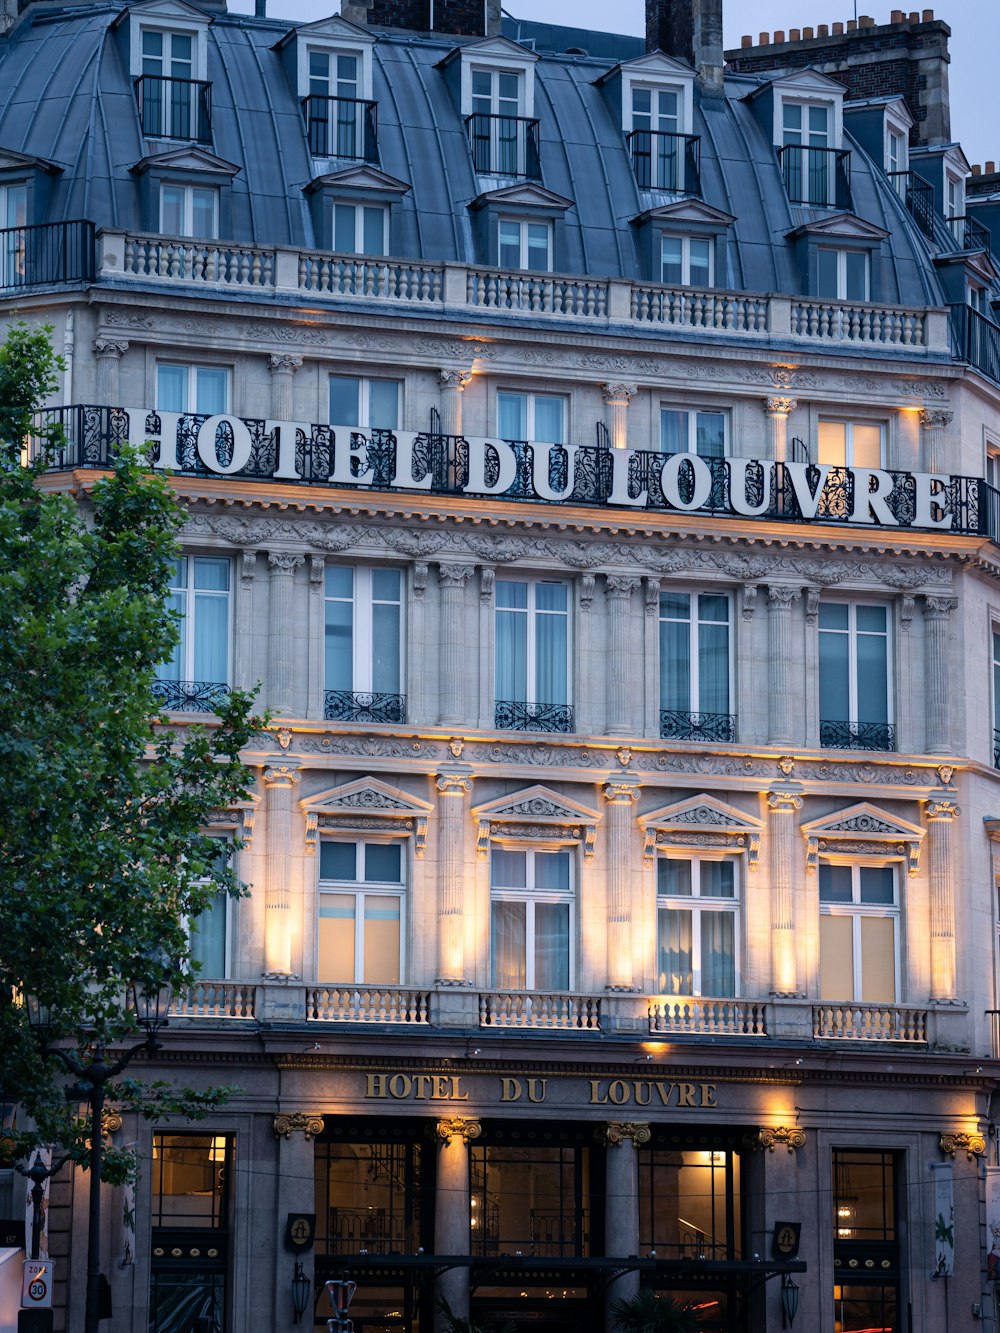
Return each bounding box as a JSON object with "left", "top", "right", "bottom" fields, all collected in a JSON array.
[
  {"left": 640, "top": 1143, "right": 742, "bottom": 1261},
  {"left": 160, "top": 183, "right": 218, "bottom": 238},
  {"left": 817, "top": 420, "right": 884, "bottom": 469},
  {"left": 332, "top": 202, "right": 387, "bottom": 255},
  {"left": 495, "top": 579, "right": 571, "bottom": 731},
  {"left": 156, "top": 363, "right": 229, "bottom": 415},
  {"left": 886, "top": 126, "right": 906, "bottom": 177},
  {"left": 329, "top": 375, "right": 399, "bottom": 430},
  {"left": 498, "top": 218, "right": 551, "bottom": 272},
  {"left": 470, "top": 68, "right": 525, "bottom": 175},
  {"left": 659, "top": 408, "right": 726, "bottom": 458},
  {"left": 660, "top": 235, "right": 712, "bottom": 287},
  {"left": 657, "top": 855, "right": 738, "bottom": 996},
  {"left": 630, "top": 85, "right": 683, "bottom": 189},
  {"left": 818, "top": 603, "right": 893, "bottom": 750},
  {"left": 149, "top": 1133, "right": 230, "bottom": 1333},
  {"left": 497, "top": 391, "right": 565, "bottom": 443},
  {"left": 318, "top": 839, "right": 404, "bottom": 985},
  {"left": 156, "top": 556, "right": 231, "bottom": 709},
  {"left": 659, "top": 592, "right": 733, "bottom": 742},
  {"left": 993, "top": 628, "right": 1000, "bottom": 768},
  {"left": 782, "top": 101, "right": 832, "bottom": 204},
  {"left": 140, "top": 29, "right": 201, "bottom": 140},
  {"left": 819, "top": 862, "right": 898, "bottom": 1003},
  {"left": 324, "top": 566, "right": 403, "bottom": 723},
  {"left": 307, "top": 50, "right": 367, "bottom": 158},
  {"left": 188, "top": 837, "right": 232, "bottom": 979},
  {"left": 832, "top": 1150, "right": 900, "bottom": 1332},
  {"left": 0, "top": 183, "right": 27, "bottom": 286},
  {"left": 817, "top": 248, "right": 870, "bottom": 301},
  {"left": 490, "top": 847, "right": 572, "bottom": 990}
]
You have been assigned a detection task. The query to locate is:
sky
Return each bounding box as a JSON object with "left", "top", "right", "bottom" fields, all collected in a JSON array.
[{"left": 227, "top": 0, "right": 998, "bottom": 168}]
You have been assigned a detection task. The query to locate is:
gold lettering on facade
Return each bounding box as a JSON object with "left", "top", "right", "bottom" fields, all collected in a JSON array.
[
  {"left": 589, "top": 1080, "right": 718, "bottom": 1108},
  {"left": 365, "top": 1073, "right": 470, "bottom": 1101},
  {"left": 364, "top": 1073, "right": 717, "bottom": 1108}
]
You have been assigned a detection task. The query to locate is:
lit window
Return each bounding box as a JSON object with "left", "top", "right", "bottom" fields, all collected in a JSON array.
[
  {"left": 497, "top": 390, "right": 565, "bottom": 443},
  {"left": 318, "top": 839, "right": 404, "bottom": 985},
  {"left": 329, "top": 375, "right": 399, "bottom": 430},
  {"left": 819, "top": 861, "right": 898, "bottom": 1003},
  {"left": 490, "top": 847, "right": 572, "bottom": 990},
  {"left": 324, "top": 566, "right": 404, "bottom": 723},
  {"left": 817, "top": 420, "right": 884, "bottom": 469},
  {"left": 495, "top": 579, "right": 571, "bottom": 732},
  {"left": 156, "top": 363, "right": 230, "bottom": 415},
  {"left": 160, "top": 183, "right": 218, "bottom": 238},
  {"left": 659, "top": 592, "right": 733, "bottom": 742},
  {"left": 332, "top": 202, "right": 387, "bottom": 255},
  {"left": 656, "top": 855, "right": 738, "bottom": 996},
  {"left": 660, "top": 235, "right": 712, "bottom": 286},
  {"left": 498, "top": 218, "right": 551, "bottom": 272},
  {"left": 817, "top": 248, "right": 870, "bottom": 301},
  {"left": 818, "top": 602, "right": 893, "bottom": 751},
  {"left": 659, "top": 407, "right": 726, "bottom": 457}
]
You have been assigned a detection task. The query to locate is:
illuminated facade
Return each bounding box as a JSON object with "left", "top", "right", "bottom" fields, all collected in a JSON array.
[{"left": 2, "top": 1, "right": 1000, "bottom": 1331}]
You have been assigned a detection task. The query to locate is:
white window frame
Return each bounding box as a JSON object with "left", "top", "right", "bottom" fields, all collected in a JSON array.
[
  {"left": 991, "top": 625, "right": 1000, "bottom": 764},
  {"left": 156, "top": 362, "right": 231, "bottom": 415},
  {"left": 323, "top": 564, "right": 404, "bottom": 696},
  {"left": 816, "top": 419, "right": 886, "bottom": 469},
  {"left": 186, "top": 834, "right": 233, "bottom": 980},
  {"left": 620, "top": 69, "right": 694, "bottom": 137},
  {"left": 489, "top": 844, "right": 574, "bottom": 991},
  {"left": 886, "top": 126, "right": 907, "bottom": 178},
  {"left": 133, "top": 23, "right": 207, "bottom": 80},
  {"left": 332, "top": 201, "right": 388, "bottom": 256},
  {"left": 296, "top": 38, "right": 374, "bottom": 102},
  {"left": 777, "top": 95, "right": 841, "bottom": 206},
  {"left": 317, "top": 837, "right": 406, "bottom": 986},
  {"left": 659, "top": 234, "right": 714, "bottom": 287},
  {"left": 0, "top": 183, "right": 27, "bottom": 285},
  {"left": 159, "top": 182, "right": 219, "bottom": 238},
  {"left": 466, "top": 64, "right": 529, "bottom": 118},
  {"left": 818, "top": 600, "right": 893, "bottom": 732},
  {"left": 819, "top": 858, "right": 900, "bottom": 1004},
  {"left": 816, "top": 247, "right": 871, "bottom": 301},
  {"left": 496, "top": 390, "right": 567, "bottom": 444},
  {"left": 164, "top": 553, "right": 233, "bottom": 686},
  {"left": 658, "top": 589, "right": 733, "bottom": 719},
  {"left": 986, "top": 437, "right": 1000, "bottom": 489},
  {"left": 498, "top": 217, "right": 552, "bottom": 272},
  {"left": 655, "top": 852, "right": 740, "bottom": 997},
  {"left": 328, "top": 374, "right": 401, "bottom": 431},
  {"left": 494, "top": 577, "right": 571, "bottom": 709},
  {"left": 658, "top": 405, "right": 728, "bottom": 457}
]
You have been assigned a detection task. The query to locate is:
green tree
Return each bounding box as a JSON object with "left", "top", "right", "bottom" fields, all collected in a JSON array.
[
  {"left": 0, "top": 321, "right": 264, "bottom": 1171},
  {"left": 611, "top": 1288, "right": 703, "bottom": 1333}
]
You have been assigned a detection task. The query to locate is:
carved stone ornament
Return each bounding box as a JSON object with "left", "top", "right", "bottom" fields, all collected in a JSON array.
[
  {"left": 926, "top": 799, "right": 960, "bottom": 821},
  {"left": 264, "top": 765, "right": 301, "bottom": 789},
  {"left": 480, "top": 567, "right": 495, "bottom": 605},
  {"left": 472, "top": 784, "right": 600, "bottom": 860},
  {"left": 274, "top": 1112, "right": 325, "bottom": 1141},
  {"left": 777, "top": 756, "right": 795, "bottom": 778},
  {"left": 923, "top": 596, "right": 959, "bottom": 619},
  {"left": 599, "top": 1121, "right": 652, "bottom": 1147},
  {"left": 275, "top": 727, "right": 294, "bottom": 751},
  {"left": 936, "top": 765, "right": 955, "bottom": 787},
  {"left": 448, "top": 737, "right": 465, "bottom": 759},
  {"left": 268, "top": 551, "right": 305, "bottom": 576},
  {"left": 413, "top": 562, "right": 428, "bottom": 599},
  {"left": 606, "top": 574, "right": 641, "bottom": 600},
  {"left": 93, "top": 338, "right": 128, "bottom": 358},
  {"left": 804, "top": 588, "right": 821, "bottom": 625},
  {"left": 800, "top": 802, "right": 925, "bottom": 875},
  {"left": 269, "top": 353, "right": 303, "bottom": 373},
  {"left": 639, "top": 795, "right": 763, "bottom": 868},
  {"left": 603, "top": 780, "right": 641, "bottom": 804},
  {"left": 438, "top": 563, "right": 475, "bottom": 588},
  {"left": 767, "top": 791, "right": 804, "bottom": 815},
  {"left": 439, "top": 368, "right": 472, "bottom": 390},
  {"left": 436, "top": 1117, "right": 482, "bottom": 1145},
  {"left": 939, "top": 1131, "right": 986, "bottom": 1160},
  {"left": 437, "top": 773, "right": 473, "bottom": 798},
  {"left": 644, "top": 577, "right": 660, "bottom": 616},
  {"left": 753, "top": 1126, "right": 807, "bottom": 1153},
  {"left": 241, "top": 550, "right": 257, "bottom": 586},
  {"left": 580, "top": 573, "right": 596, "bottom": 612},
  {"left": 919, "top": 409, "right": 954, "bottom": 430},
  {"left": 301, "top": 777, "right": 433, "bottom": 857},
  {"left": 309, "top": 554, "right": 325, "bottom": 586},
  {"left": 764, "top": 396, "right": 797, "bottom": 416},
  {"left": 741, "top": 584, "right": 758, "bottom": 622},
  {"left": 616, "top": 747, "right": 632, "bottom": 768},
  {"left": 601, "top": 382, "right": 638, "bottom": 404},
  {"left": 102, "top": 1110, "right": 123, "bottom": 1135}
]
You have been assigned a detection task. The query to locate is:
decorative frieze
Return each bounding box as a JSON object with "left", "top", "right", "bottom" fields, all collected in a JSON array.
[
  {"left": 472, "top": 786, "right": 600, "bottom": 860},
  {"left": 301, "top": 778, "right": 432, "bottom": 856}
]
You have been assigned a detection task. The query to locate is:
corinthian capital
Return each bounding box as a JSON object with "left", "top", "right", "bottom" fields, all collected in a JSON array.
[
  {"left": 268, "top": 551, "right": 305, "bottom": 575},
  {"left": 439, "top": 368, "right": 472, "bottom": 390},
  {"left": 602, "top": 382, "right": 638, "bottom": 405},
  {"left": 764, "top": 396, "right": 797, "bottom": 417},
  {"left": 919, "top": 408, "right": 953, "bottom": 430},
  {"left": 437, "top": 563, "right": 475, "bottom": 588},
  {"left": 93, "top": 338, "right": 128, "bottom": 358},
  {"left": 923, "top": 595, "right": 958, "bottom": 619},
  {"left": 605, "top": 574, "right": 641, "bottom": 600},
  {"left": 269, "top": 354, "right": 303, "bottom": 373}
]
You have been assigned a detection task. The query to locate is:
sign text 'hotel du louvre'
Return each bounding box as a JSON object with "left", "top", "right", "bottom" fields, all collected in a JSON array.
[{"left": 81, "top": 407, "right": 982, "bottom": 532}]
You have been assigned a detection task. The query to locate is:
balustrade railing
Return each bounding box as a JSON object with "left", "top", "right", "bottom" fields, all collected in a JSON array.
[
  {"left": 495, "top": 700, "right": 575, "bottom": 734},
  {"left": 466, "top": 113, "right": 540, "bottom": 178},
  {"left": 819, "top": 719, "right": 896, "bottom": 752},
  {"left": 122, "top": 234, "right": 275, "bottom": 286},
  {"left": 790, "top": 298, "right": 925, "bottom": 345},
  {"left": 301, "top": 95, "right": 378, "bottom": 160},
  {"left": 308, "top": 986, "right": 430, "bottom": 1023},
  {"left": 170, "top": 982, "right": 256, "bottom": 1019},
  {"left": 479, "top": 991, "right": 602, "bottom": 1030},
  {"left": 626, "top": 129, "right": 701, "bottom": 194},
  {"left": 630, "top": 285, "right": 768, "bottom": 331},
  {"left": 467, "top": 268, "right": 607, "bottom": 316},
  {"left": 649, "top": 998, "right": 769, "bottom": 1037},
  {"left": 298, "top": 252, "right": 442, "bottom": 300},
  {"left": 152, "top": 679, "right": 229, "bottom": 712},
  {"left": 777, "top": 144, "right": 852, "bottom": 208},
  {"left": 135, "top": 75, "right": 212, "bottom": 143},
  {"left": 0, "top": 220, "right": 95, "bottom": 291},
  {"left": 324, "top": 690, "right": 406, "bottom": 724},
  {"left": 812, "top": 1003, "right": 928, "bottom": 1043},
  {"left": 660, "top": 710, "right": 736, "bottom": 743}
]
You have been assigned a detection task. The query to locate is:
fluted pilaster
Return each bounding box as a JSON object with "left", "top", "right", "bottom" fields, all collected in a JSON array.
[
  {"left": 602, "top": 382, "right": 637, "bottom": 450},
  {"left": 603, "top": 781, "right": 641, "bottom": 990},
  {"left": 767, "top": 586, "right": 800, "bottom": 745},
  {"left": 437, "top": 564, "right": 475, "bottom": 726},
  {"left": 269, "top": 354, "right": 302, "bottom": 420},
  {"left": 767, "top": 789, "right": 803, "bottom": 996},
  {"left": 927, "top": 798, "right": 960, "bottom": 1003},
  {"left": 263, "top": 765, "right": 300, "bottom": 976},
  {"left": 605, "top": 575, "right": 641, "bottom": 733},
  {"left": 268, "top": 552, "right": 304, "bottom": 715},
  {"left": 436, "top": 772, "right": 473, "bottom": 985},
  {"left": 763, "top": 397, "right": 797, "bottom": 463},
  {"left": 923, "top": 596, "right": 958, "bottom": 754}
]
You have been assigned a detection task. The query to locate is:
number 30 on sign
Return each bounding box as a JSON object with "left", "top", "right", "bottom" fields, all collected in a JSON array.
[{"left": 22, "top": 1259, "right": 53, "bottom": 1308}]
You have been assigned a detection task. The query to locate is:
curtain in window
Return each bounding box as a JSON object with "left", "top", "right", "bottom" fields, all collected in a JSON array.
[
  {"left": 192, "top": 558, "right": 229, "bottom": 684},
  {"left": 491, "top": 901, "right": 526, "bottom": 989},
  {"left": 496, "top": 583, "right": 528, "bottom": 701},
  {"left": 700, "top": 912, "right": 735, "bottom": 996},
  {"left": 194, "top": 369, "right": 228, "bottom": 416},
  {"left": 363, "top": 897, "right": 401, "bottom": 985},
  {"left": 371, "top": 569, "right": 401, "bottom": 694},
  {"left": 532, "top": 396, "right": 564, "bottom": 444},
  {"left": 698, "top": 595, "right": 729, "bottom": 714},
  {"left": 161, "top": 559, "right": 187, "bottom": 681},
  {"left": 497, "top": 393, "right": 527, "bottom": 441},
  {"left": 318, "top": 893, "right": 356, "bottom": 981},
  {"left": 534, "top": 902, "right": 570, "bottom": 991},
  {"left": 189, "top": 891, "right": 227, "bottom": 978},
  {"left": 368, "top": 380, "right": 399, "bottom": 430},
  {"left": 659, "top": 410, "right": 686, "bottom": 454},
  {"left": 156, "top": 365, "right": 188, "bottom": 413},
  {"left": 658, "top": 908, "right": 693, "bottom": 994},
  {"left": 818, "top": 605, "right": 850, "bottom": 721},
  {"left": 856, "top": 608, "right": 888, "bottom": 723},
  {"left": 659, "top": 595, "right": 691, "bottom": 711},
  {"left": 535, "top": 586, "right": 567, "bottom": 705}
]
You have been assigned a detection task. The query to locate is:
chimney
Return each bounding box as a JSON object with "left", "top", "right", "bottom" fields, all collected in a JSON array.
[
  {"left": 341, "top": 0, "right": 500, "bottom": 37},
  {"left": 646, "top": 0, "right": 724, "bottom": 97}
]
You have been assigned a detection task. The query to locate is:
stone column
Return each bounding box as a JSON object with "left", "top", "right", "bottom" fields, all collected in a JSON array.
[
  {"left": 605, "top": 575, "right": 641, "bottom": 734},
  {"left": 233, "top": 551, "right": 258, "bottom": 693},
  {"left": 263, "top": 765, "right": 300, "bottom": 976},
  {"left": 767, "top": 586, "right": 800, "bottom": 745},
  {"left": 269, "top": 354, "right": 302, "bottom": 420},
  {"left": 601, "top": 1122, "right": 649, "bottom": 1316},
  {"left": 767, "top": 789, "right": 803, "bottom": 997},
  {"left": 922, "top": 596, "right": 958, "bottom": 754},
  {"left": 434, "top": 1117, "right": 479, "bottom": 1331},
  {"left": 602, "top": 382, "right": 637, "bottom": 450},
  {"left": 763, "top": 397, "right": 797, "bottom": 463},
  {"left": 268, "top": 552, "right": 304, "bottom": 716},
  {"left": 603, "top": 781, "right": 641, "bottom": 990},
  {"left": 439, "top": 369, "right": 472, "bottom": 436},
  {"left": 94, "top": 338, "right": 128, "bottom": 404},
  {"left": 920, "top": 408, "right": 954, "bottom": 474},
  {"left": 437, "top": 564, "right": 475, "bottom": 726},
  {"left": 927, "top": 798, "right": 960, "bottom": 1003},
  {"left": 307, "top": 554, "right": 325, "bottom": 721},
  {"left": 436, "top": 771, "right": 473, "bottom": 985},
  {"left": 272, "top": 1116, "right": 320, "bottom": 1333}
]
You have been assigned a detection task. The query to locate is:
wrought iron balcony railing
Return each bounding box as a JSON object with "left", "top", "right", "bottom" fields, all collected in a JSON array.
[
  {"left": 994, "top": 728, "right": 1000, "bottom": 769},
  {"left": 301, "top": 95, "right": 378, "bottom": 161},
  {"left": 950, "top": 303, "right": 1000, "bottom": 386},
  {"left": 819, "top": 719, "right": 896, "bottom": 752},
  {"left": 626, "top": 129, "right": 701, "bottom": 194},
  {"left": 466, "top": 113, "right": 541, "bottom": 179},
  {"left": 948, "top": 213, "right": 992, "bottom": 252},
  {"left": 0, "top": 220, "right": 95, "bottom": 292},
  {"left": 494, "top": 700, "right": 574, "bottom": 733},
  {"left": 135, "top": 75, "right": 212, "bottom": 143},
  {"left": 152, "top": 679, "right": 229, "bottom": 712},
  {"left": 886, "top": 170, "right": 935, "bottom": 238},
  {"left": 324, "top": 690, "right": 406, "bottom": 724},
  {"left": 777, "top": 144, "right": 852, "bottom": 209},
  {"left": 660, "top": 709, "right": 736, "bottom": 743}
]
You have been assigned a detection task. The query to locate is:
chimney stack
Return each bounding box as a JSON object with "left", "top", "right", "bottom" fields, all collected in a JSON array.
[
  {"left": 646, "top": 0, "right": 724, "bottom": 96},
  {"left": 341, "top": 0, "right": 500, "bottom": 37}
]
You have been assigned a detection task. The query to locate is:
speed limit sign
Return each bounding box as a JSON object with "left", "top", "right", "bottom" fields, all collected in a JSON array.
[{"left": 21, "top": 1260, "right": 53, "bottom": 1309}]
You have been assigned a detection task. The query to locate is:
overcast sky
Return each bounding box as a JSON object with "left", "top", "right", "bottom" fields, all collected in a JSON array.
[{"left": 230, "top": 0, "right": 998, "bottom": 168}]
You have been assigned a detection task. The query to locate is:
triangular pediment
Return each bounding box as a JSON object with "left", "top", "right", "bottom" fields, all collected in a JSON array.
[
  {"left": 935, "top": 248, "right": 999, "bottom": 283},
  {"left": 800, "top": 802, "right": 925, "bottom": 841},
  {"left": 632, "top": 199, "right": 736, "bottom": 228},
  {"left": 473, "top": 784, "right": 600, "bottom": 823},
  {"left": 470, "top": 181, "right": 574, "bottom": 212},
  {"left": 786, "top": 212, "right": 889, "bottom": 242},
  {"left": 131, "top": 146, "right": 241, "bottom": 178},
  {"left": 113, "top": 0, "right": 214, "bottom": 30},
  {"left": 595, "top": 49, "right": 695, "bottom": 85},
  {"left": 273, "top": 15, "right": 376, "bottom": 51},
  {"left": 302, "top": 776, "right": 434, "bottom": 817},
  {"left": 0, "top": 148, "right": 62, "bottom": 176},
  {"left": 306, "top": 165, "right": 411, "bottom": 196},
  {"left": 639, "top": 794, "right": 764, "bottom": 832},
  {"left": 437, "top": 34, "right": 538, "bottom": 70},
  {"left": 757, "top": 66, "right": 847, "bottom": 98}
]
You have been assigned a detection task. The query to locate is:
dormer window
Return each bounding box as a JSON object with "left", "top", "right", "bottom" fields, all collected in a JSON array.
[
  {"left": 630, "top": 199, "right": 734, "bottom": 289},
  {"left": 787, "top": 214, "right": 887, "bottom": 305},
  {"left": 599, "top": 54, "right": 697, "bottom": 195},
  {"left": 887, "top": 125, "right": 906, "bottom": 177},
  {"left": 131, "top": 146, "right": 239, "bottom": 240},
  {"left": 275, "top": 17, "right": 377, "bottom": 163},
  {"left": 752, "top": 70, "right": 850, "bottom": 210},
  {"left": 124, "top": 3, "right": 213, "bottom": 145},
  {"left": 499, "top": 218, "right": 550, "bottom": 272},
  {"left": 303, "top": 165, "right": 409, "bottom": 257},
  {"left": 443, "top": 36, "right": 539, "bottom": 180},
  {"left": 161, "top": 182, "right": 218, "bottom": 238}
]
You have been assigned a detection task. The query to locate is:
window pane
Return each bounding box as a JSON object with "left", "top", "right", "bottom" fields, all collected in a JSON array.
[
  {"left": 368, "top": 379, "right": 399, "bottom": 430},
  {"left": 819, "top": 622, "right": 850, "bottom": 722},
  {"left": 372, "top": 568, "right": 400, "bottom": 602},
  {"left": 699, "top": 594, "right": 728, "bottom": 624},
  {"left": 660, "top": 618, "right": 691, "bottom": 711},
  {"left": 191, "top": 188, "right": 217, "bottom": 238},
  {"left": 698, "top": 620, "right": 729, "bottom": 714},
  {"left": 700, "top": 912, "right": 735, "bottom": 996},
  {"left": 817, "top": 249, "right": 839, "bottom": 299},
  {"left": 497, "top": 391, "right": 527, "bottom": 440},
  {"left": 689, "top": 239, "right": 711, "bottom": 285},
  {"left": 364, "top": 843, "right": 402, "bottom": 884},
  {"left": 362, "top": 206, "right": 386, "bottom": 256},
  {"left": 318, "top": 893, "right": 356, "bottom": 980},
  {"left": 189, "top": 891, "right": 227, "bottom": 977},
  {"left": 324, "top": 598, "right": 353, "bottom": 690},
  {"left": 371, "top": 600, "right": 401, "bottom": 693},
  {"left": 491, "top": 848, "right": 527, "bottom": 888},
  {"left": 535, "top": 582, "right": 567, "bottom": 613},
  {"left": 660, "top": 591, "right": 690, "bottom": 619},
  {"left": 496, "top": 580, "right": 528, "bottom": 610},
  {"left": 658, "top": 859, "right": 692, "bottom": 897},
  {"left": 334, "top": 203, "right": 356, "bottom": 253},
  {"left": 658, "top": 908, "right": 693, "bottom": 993},
  {"left": 330, "top": 376, "right": 360, "bottom": 427},
  {"left": 532, "top": 395, "right": 564, "bottom": 444},
  {"left": 695, "top": 412, "right": 725, "bottom": 459},
  {"left": 700, "top": 861, "right": 735, "bottom": 899},
  {"left": 535, "top": 601, "right": 567, "bottom": 705},
  {"left": 856, "top": 630, "right": 888, "bottom": 724},
  {"left": 817, "top": 421, "right": 847, "bottom": 467},
  {"left": 661, "top": 237, "right": 682, "bottom": 285},
  {"left": 161, "top": 185, "right": 185, "bottom": 235},
  {"left": 363, "top": 896, "right": 401, "bottom": 985},
  {"left": 818, "top": 601, "right": 849, "bottom": 630},
  {"left": 194, "top": 369, "right": 228, "bottom": 416},
  {"left": 325, "top": 566, "right": 353, "bottom": 599},
  {"left": 856, "top": 605, "right": 887, "bottom": 634},
  {"left": 534, "top": 851, "right": 570, "bottom": 891},
  {"left": 783, "top": 102, "right": 802, "bottom": 134},
  {"left": 534, "top": 902, "right": 570, "bottom": 990},
  {"left": 820, "top": 914, "right": 854, "bottom": 1001},
  {"left": 659, "top": 409, "right": 687, "bottom": 454},
  {"left": 845, "top": 250, "right": 868, "bottom": 301},
  {"left": 499, "top": 221, "right": 521, "bottom": 269},
  {"left": 819, "top": 864, "right": 853, "bottom": 903},
  {"left": 860, "top": 916, "right": 896, "bottom": 1004},
  {"left": 496, "top": 606, "right": 528, "bottom": 700},
  {"left": 193, "top": 592, "right": 228, "bottom": 682},
  {"left": 157, "top": 364, "right": 188, "bottom": 413},
  {"left": 194, "top": 557, "right": 229, "bottom": 592},
  {"left": 491, "top": 900, "right": 526, "bottom": 988},
  {"left": 320, "top": 842, "right": 357, "bottom": 881},
  {"left": 860, "top": 866, "right": 895, "bottom": 905},
  {"left": 526, "top": 224, "right": 550, "bottom": 272}
]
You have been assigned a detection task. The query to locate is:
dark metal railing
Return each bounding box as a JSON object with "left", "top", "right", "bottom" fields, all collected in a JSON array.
[
  {"left": 0, "top": 220, "right": 95, "bottom": 292},
  {"left": 950, "top": 303, "right": 1000, "bottom": 386},
  {"left": 777, "top": 144, "right": 852, "bottom": 209},
  {"left": 324, "top": 690, "right": 405, "bottom": 724},
  {"left": 660, "top": 710, "right": 736, "bottom": 743},
  {"left": 135, "top": 75, "right": 212, "bottom": 143},
  {"left": 994, "top": 728, "right": 1000, "bottom": 769},
  {"left": 495, "top": 700, "right": 574, "bottom": 733},
  {"left": 886, "top": 170, "right": 935, "bottom": 238},
  {"left": 948, "top": 213, "right": 992, "bottom": 253},
  {"left": 151, "top": 679, "right": 229, "bottom": 712},
  {"left": 466, "top": 114, "right": 541, "bottom": 179},
  {"left": 819, "top": 719, "right": 896, "bottom": 752},
  {"left": 626, "top": 130, "right": 701, "bottom": 194},
  {"left": 32, "top": 408, "right": 1000, "bottom": 544},
  {"left": 301, "top": 95, "right": 378, "bottom": 161}
]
